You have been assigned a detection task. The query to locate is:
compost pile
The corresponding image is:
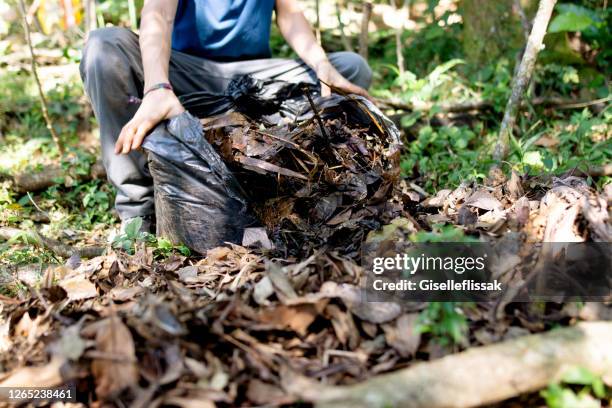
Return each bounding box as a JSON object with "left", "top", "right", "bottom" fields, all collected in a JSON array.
[
  {"left": 143, "top": 76, "right": 403, "bottom": 259},
  {"left": 202, "top": 95, "right": 404, "bottom": 258},
  {"left": 1, "top": 169, "right": 610, "bottom": 407}
]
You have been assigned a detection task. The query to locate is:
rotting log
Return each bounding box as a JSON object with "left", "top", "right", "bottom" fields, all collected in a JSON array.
[
  {"left": 282, "top": 322, "right": 612, "bottom": 408},
  {"left": 11, "top": 160, "right": 106, "bottom": 194}
]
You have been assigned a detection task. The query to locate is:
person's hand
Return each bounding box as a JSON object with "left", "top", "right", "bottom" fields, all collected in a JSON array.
[
  {"left": 314, "top": 60, "right": 371, "bottom": 100},
  {"left": 115, "top": 88, "right": 185, "bottom": 155}
]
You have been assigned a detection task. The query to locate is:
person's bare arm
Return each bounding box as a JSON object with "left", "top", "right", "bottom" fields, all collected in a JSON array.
[
  {"left": 275, "top": 0, "right": 369, "bottom": 98},
  {"left": 115, "top": 0, "right": 184, "bottom": 155}
]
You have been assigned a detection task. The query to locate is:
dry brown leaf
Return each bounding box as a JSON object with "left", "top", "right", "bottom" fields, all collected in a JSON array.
[
  {"left": 258, "top": 303, "right": 324, "bottom": 336},
  {"left": 331, "top": 283, "right": 402, "bottom": 324},
  {"left": 0, "top": 320, "right": 10, "bottom": 353},
  {"left": 59, "top": 273, "right": 98, "bottom": 301},
  {"left": 534, "top": 134, "right": 559, "bottom": 148},
  {"left": 464, "top": 190, "right": 504, "bottom": 212},
  {"left": 0, "top": 356, "right": 66, "bottom": 389},
  {"left": 247, "top": 379, "right": 293, "bottom": 405},
  {"left": 382, "top": 313, "right": 421, "bottom": 357},
  {"left": 90, "top": 315, "right": 139, "bottom": 399},
  {"left": 14, "top": 312, "right": 49, "bottom": 345},
  {"left": 326, "top": 304, "right": 360, "bottom": 349},
  {"left": 242, "top": 227, "right": 273, "bottom": 249},
  {"left": 266, "top": 261, "right": 298, "bottom": 303},
  {"left": 109, "top": 285, "right": 144, "bottom": 301}
]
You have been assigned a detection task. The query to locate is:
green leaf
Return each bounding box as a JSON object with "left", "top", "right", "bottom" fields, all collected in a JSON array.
[
  {"left": 124, "top": 217, "right": 142, "bottom": 238},
  {"left": 523, "top": 151, "right": 544, "bottom": 168},
  {"left": 549, "top": 12, "right": 595, "bottom": 33},
  {"left": 562, "top": 366, "right": 598, "bottom": 385},
  {"left": 401, "top": 112, "right": 422, "bottom": 128}
]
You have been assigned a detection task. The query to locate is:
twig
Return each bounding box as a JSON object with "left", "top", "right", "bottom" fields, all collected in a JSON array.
[
  {"left": 315, "top": 0, "right": 322, "bottom": 45},
  {"left": 378, "top": 98, "right": 493, "bottom": 113},
  {"left": 26, "top": 192, "right": 51, "bottom": 219},
  {"left": 335, "top": 0, "right": 353, "bottom": 52},
  {"left": 378, "top": 96, "right": 609, "bottom": 114},
  {"left": 533, "top": 95, "right": 611, "bottom": 110},
  {"left": 391, "top": 0, "right": 408, "bottom": 76},
  {"left": 492, "top": 0, "right": 558, "bottom": 163},
  {"left": 358, "top": 2, "right": 372, "bottom": 60},
  {"left": 513, "top": 0, "right": 531, "bottom": 40},
  {"left": 18, "top": 0, "right": 64, "bottom": 155},
  {"left": 302, "top": 86, "right": 329, "bottom": 140}
]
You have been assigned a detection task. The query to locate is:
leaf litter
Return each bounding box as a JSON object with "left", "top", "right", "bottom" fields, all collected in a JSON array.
[{"left": 0, "top": 99, "right": 611, "bottom": 406}]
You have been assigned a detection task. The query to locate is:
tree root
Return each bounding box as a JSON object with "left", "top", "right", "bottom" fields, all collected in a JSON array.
[{"left": 282, "top": 322, "right": 612, "bottom": 408}]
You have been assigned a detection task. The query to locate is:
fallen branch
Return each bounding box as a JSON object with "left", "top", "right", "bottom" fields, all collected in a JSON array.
[
  {"left": 586, "top": 164, "right": 612, "bottom": 177},
  {"left": 11, "top": 160, "right": 106, "bottom": 193},
  {"left": 377, "top": 98, "right": 494, "bottom": 113},
  {"left": 283, "top": 322, "right": 612, "bottom": 408},
  {"left": 376, "top": 95, "right": 607, "bottom": 116},
  {"left": 0, "top": 227, "right": 105, "bottom": 259}
]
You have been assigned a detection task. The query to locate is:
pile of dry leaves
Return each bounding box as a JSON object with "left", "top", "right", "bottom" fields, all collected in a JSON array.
[
  {"left": 199, "top": 96, "right": 404, "bottom": 258},
  {"left": 0, "top": 168, "right": 610, "bottom": 406}
]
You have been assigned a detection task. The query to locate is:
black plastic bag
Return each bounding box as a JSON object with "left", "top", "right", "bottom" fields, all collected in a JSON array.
[
  {"left": 142, "top": 74, "right": 401, "bottom": 255},
  {"left": 143, "top": 112, "right": 258, "bottom": 254},
  {"left": 179, "top": 75, "right": 318, "bottom": 125}
]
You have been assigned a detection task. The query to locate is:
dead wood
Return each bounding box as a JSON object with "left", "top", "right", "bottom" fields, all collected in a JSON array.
[
  {"left": 11, "top": 160, "right": 106, "bottom": 193},
  {"left": 378, "top": 98, "right": 494, "bottom": 113},
  {"left": 359, "top": 2, "right": 373, "bottom": 60},
  {"left": 0, "top": 226, "right": 104, "bottom": 258},
  {"left": 493, "top": 0, "right": 558, "bottom": 162},
  {"left": 283, "top": 322, "right": 612, "bottom": 408}
]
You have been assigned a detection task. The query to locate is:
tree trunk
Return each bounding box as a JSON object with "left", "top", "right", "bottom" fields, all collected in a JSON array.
[
  {"left": 358, "top": 2, "right": 372, "bottom": 60},
  {"left": 493, "top": 0, "right": 557, "bottom": 162},
  {"left": 461, "top": 0, "right": 532, "bottom": 65}
]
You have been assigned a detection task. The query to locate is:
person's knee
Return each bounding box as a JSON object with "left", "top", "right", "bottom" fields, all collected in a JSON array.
[
  {"left": 330, "top": 51, "right": 373, "bottom": 89},
  {"left": 80, "top": 27, "right": 133, "bottom": 80}
]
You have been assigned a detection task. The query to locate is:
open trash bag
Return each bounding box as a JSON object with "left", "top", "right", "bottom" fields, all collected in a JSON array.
[{"left": 143, "top": 75, "right": 402, "bottom": 256}]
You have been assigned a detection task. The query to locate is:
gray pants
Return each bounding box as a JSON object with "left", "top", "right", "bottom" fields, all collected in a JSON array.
[{"left": 80, "top": 27, "right": 372, "bottom": 220}]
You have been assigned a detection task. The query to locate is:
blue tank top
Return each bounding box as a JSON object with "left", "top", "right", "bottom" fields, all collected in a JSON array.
[{"left": 172, "top": 0, "right": 275, "bottom": 61}]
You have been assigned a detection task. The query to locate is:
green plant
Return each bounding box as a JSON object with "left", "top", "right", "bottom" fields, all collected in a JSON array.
[
  {"left": 154, "top": 237, "right": 191, "bottom": 258},
  {"left": 400, "top": 125, "right": 493, "bottom": 192},
  {"left": 541, "top": 366, "right": 609, "bottom": 408},
  {"left": 417, "top": 301, "right": 471, "bottom": 346},
  {"left": 112, "top": 217, "right": 149, "bottom": 253},
  {"left": 112, "top": 217, "right": 191, "bottom": 257},
  {"left": 410, "top": 224, "right": 479, "bottom": 243}
]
